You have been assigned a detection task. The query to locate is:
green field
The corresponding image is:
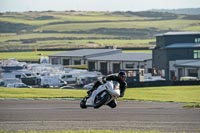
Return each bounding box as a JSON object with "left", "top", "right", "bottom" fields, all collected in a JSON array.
[
  {"left": 0, "top": 86, "right": 199, "bottom": 104},
  {"left": 0, "top": 11, "right": 200, "bottom": 51},
  {"left": 0, "top": 51, "right": 63, "bottom": 61}
]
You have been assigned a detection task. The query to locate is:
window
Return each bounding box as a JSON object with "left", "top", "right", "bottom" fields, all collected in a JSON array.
[
  {"left": 52, "top": 58, "right": 58, "bottom": 64},
  {"left": 195, "top": 38, "right": 200, "bottom": 43},
  {"left": 88, "top": 61, "right": 95, "bottom": 71},
  {"left": 125, "top": 64, "right": 134, "bottom": 69},
  {"left": 74, "top": 60, "right": 81, "bottom": 65},
  {"left": 193, "top": 50, "right": 200, "bottom": 59},
  {"left": 67, "top": 75, "right": 72, "bottom": 78},
  {"left": 188, "top": 69, "right": 198, "bottom": 77},
  {"left": 15, "top": 75, "right": 21, "bottom": 78},
  {"left": 63, "top": 59, "right": 70, "bottom": 65},
  {"left": 140, "top": 65, "right": 145, "bottom": 69}
]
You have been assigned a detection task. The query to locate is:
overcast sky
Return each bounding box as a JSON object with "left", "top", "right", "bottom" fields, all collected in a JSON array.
[{"left": 0, "top": 0, "right": 200, "bottom": 12}]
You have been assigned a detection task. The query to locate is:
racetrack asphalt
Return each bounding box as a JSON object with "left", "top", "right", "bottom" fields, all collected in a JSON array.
[{"left": 0, "top": 99, "right": 200, "bottom": 132}]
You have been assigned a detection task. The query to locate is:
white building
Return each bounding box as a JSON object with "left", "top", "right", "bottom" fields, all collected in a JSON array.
[
  {"left": 87, "top": 52, "right": 152, "bottom": 75},
  {"left": 169, "top": 60, "right": 200, "bottom": 80}
]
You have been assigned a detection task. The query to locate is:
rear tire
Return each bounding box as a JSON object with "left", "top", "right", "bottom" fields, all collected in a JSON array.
[{"left": 93, "top": 91, "right": 110, "bottom": 109}]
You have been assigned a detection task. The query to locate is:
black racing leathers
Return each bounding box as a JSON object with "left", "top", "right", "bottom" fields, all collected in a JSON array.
[{"left": 105, "top": 75, "right": 127, "bottom": 97}]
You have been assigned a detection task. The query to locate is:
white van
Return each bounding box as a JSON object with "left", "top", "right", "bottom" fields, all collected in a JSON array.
[
  {"left": 40, "top": 76, "right": 67, "bottom": 88},
  {"left": 60, "top": 74, "right": 76, "bottom": 84}
]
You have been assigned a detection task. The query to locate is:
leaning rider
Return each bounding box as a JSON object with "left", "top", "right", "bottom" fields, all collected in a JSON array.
[{"left": 86, "top": 71, "right": 127, "bottom": 108}]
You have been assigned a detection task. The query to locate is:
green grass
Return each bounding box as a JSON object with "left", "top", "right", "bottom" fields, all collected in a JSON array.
[
  {"left": 0, "top": 51, "right": 63, "bottom": 61},
  {"left": 0, "top": 86, "right": 200, "bottom": 104},
  {"left": 35, "top": 19, "right": 200, "bottom": 32},
  {"left": 0, "top": 33, "right": 116, "bottom": 42},
  {"left": 1, "top": 11, "right": 200, "bottom": 51},
  {"left": 125, "top": 86, "right": 200, "bottom": 103}
]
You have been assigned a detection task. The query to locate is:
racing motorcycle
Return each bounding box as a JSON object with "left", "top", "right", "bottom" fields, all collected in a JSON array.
[{"left": 80, "top": 80, "right": 120, "bottom": 109}]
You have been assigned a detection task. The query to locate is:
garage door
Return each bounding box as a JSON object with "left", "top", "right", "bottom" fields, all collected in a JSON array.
[
  {"left": 100, "top": 62, "right": 107, "bottom": 75},
  {"left": 113, "top": 63, "right": 120, "bottom": 73}
]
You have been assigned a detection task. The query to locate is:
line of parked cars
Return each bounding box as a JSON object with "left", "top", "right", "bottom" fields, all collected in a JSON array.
[{"left": 0, "top": 59, "right": 102, "bottom": 88}]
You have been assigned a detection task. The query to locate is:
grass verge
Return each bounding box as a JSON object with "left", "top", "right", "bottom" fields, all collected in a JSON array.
[{"left": 0, "top": 86, "right": 200, "bottom": 106}]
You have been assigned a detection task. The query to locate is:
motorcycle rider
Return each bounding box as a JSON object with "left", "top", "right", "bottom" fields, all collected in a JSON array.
[{"left": 86, "top": 71, "right": 127, "bottom": 108}]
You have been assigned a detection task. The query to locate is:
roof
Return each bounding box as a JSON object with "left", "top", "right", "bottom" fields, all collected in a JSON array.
[
  {"left": 163, "top": 43, "right": 200, "bottom": 49},
  {"left": 175, "top": 60, "right": 200, "bottom": 68},
  {"left": 49, "top": 49, "right": 121, "bottom": 57},
  {"left": 87, "top": 53, "right": 152, "bottom": 62},
  {"left": 156, "top": 31, "right": 200, "bottom": 37}
]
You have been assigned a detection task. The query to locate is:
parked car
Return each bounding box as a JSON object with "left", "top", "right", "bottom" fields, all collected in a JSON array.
[
  {"left": 60, "top": 85, "right": 75, "bottom": 89},
  {"left": 180, "top": 76, "right": 199, "bottom": 81},
  {"left": 7, "top": 83, "right": 32, "bottom": 88},
  {"left": 2, "top": 78, "right": 22, "bottom": 87}
]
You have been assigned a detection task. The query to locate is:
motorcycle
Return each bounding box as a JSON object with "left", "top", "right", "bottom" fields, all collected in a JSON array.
[{"left": 80, "top": 80, "right": 120, "bottom": 109}]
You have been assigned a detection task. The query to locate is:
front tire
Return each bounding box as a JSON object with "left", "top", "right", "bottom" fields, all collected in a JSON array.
[
  {"left": 93, "top": 91, "right": 110, "bottom": 108},
  {"left": 80, "top": 97, "right": 87, "bottom": 109}
]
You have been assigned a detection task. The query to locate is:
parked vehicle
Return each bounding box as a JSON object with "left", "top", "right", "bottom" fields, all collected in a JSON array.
[
  {"left": 2, "top": 78, "right": 22, "bottom": 87},
  {"left": 0, "top": 59, "right": 27, "bottom": 72},
  {"left": 180, "top": 76, "right": 199, "bottom": 81},
  {"left": 40, "top": 76, "right": 67, "bottom": 88},
  {"left": 7, "top": 83, "right": 32, "bottom": 88},
  {"left": 76, "top": 71, "right": 102, "bottom": 86},
  {"left": 60, "top": 74, "right": 77, "bottom": 84},
  {"left": 60, "top": 85, "right": 75, "bottom": 89},
  {"left": 0, "top": 79, "right": 4, "bottom": 86},
  {"left": 2, "top": 70, "right": 35, "bottom": 78},
  {"left": 80, "top": 81, "right": 120, "bottom": 109},
  {"left": 1, "top": 70, "right": 41, "bottom": 86},
  {"left": 143, "top": 73, "right": 165, "bottom": 81},
  {"left": 76, "top": 75, "right": 98, "bottom": 86}
]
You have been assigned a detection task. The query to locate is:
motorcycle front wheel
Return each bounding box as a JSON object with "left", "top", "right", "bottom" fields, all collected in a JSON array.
[
  {"left": 80, "top": 97, "right": 87, "bottom": 109},
  {"left": 93, "top": 91, "right": 110, "bottom": 109}
]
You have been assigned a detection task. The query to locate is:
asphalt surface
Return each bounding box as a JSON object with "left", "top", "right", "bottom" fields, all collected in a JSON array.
[{"left": 0, "top": 99, "right": 200, "bottom": 132}]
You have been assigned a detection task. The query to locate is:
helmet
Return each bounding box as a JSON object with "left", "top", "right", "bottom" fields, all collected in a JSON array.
[{"left": 118, "top": 71, "right": 127, "bottom": 79}]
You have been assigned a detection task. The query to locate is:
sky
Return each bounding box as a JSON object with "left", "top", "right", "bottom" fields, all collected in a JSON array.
[{"left": 0, "top": 0, "right": 200, "bottom": 12}]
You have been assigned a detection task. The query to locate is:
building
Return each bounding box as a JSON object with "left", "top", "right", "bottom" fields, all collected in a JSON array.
[
  {"left": 169, "top": 60, "right": 200, "bottom": 80},
  {"left": 153, "top": 32, "right": 200, "bottom": 80},
  {"left": 49, "top": 49, "right": 121, "bottom": 65},
  {"left": 87, "top": 52, "right": 152, "bottom": 75}
]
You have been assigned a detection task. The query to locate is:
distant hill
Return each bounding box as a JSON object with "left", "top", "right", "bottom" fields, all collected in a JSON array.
[
  {"left": 0, "top": 10, "right": 200, "bottom": 51},
  {"left": 151, "top": 8, "right": 200, "bottom": 15}
]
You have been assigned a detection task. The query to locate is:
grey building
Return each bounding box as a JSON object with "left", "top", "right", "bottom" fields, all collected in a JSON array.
[
  {"left": 87, "top": 53, "right": 152, "bottom": 75},
  {"left": 49, "top": 49, "right": 121, "bottom": 66},
  {"left": 153, "top": 32, "right": 200, "bottom": 80}
]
